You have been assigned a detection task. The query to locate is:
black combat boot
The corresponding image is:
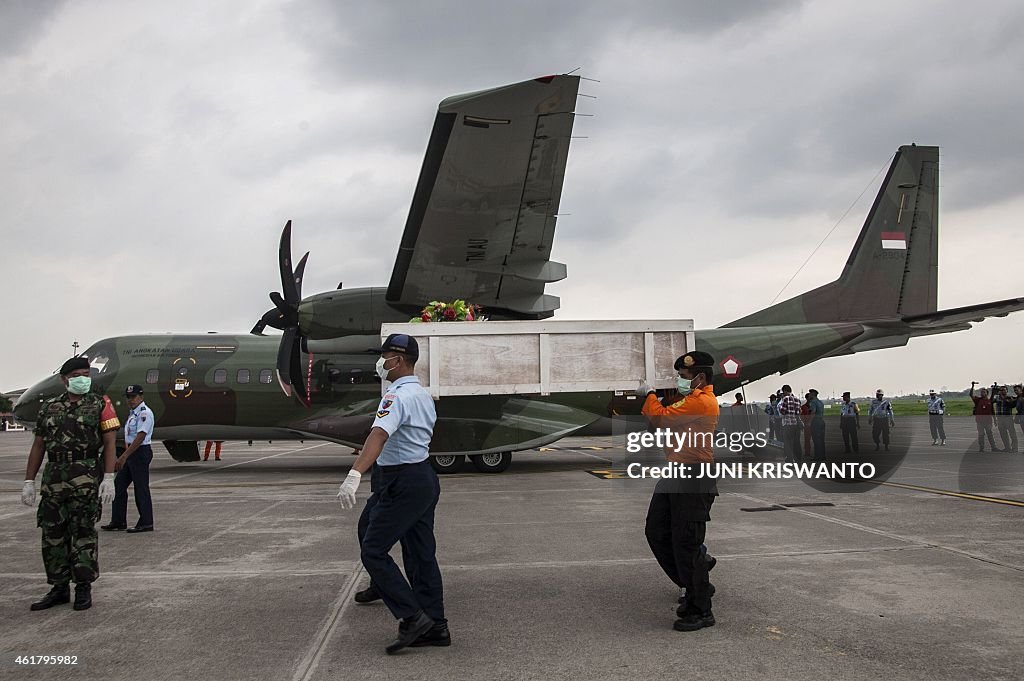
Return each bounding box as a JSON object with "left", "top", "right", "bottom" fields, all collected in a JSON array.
[
  {"left": 385, "top": 611, "right": 434, "bottom": 654},
  {"left": 73, "top": 583, "right": 92, "bottom": 611},
  {"left": 410, "top": 622, "right": 452, "bottom": 647},
  {"left": 354, "top": 584, "right": 382, "bottom": 604},
  {"left": 30, "top": 584, "right": 70, "bottom": 611},
  {"left": 673, "top": 610, "right": 715, "bottom": 632}
]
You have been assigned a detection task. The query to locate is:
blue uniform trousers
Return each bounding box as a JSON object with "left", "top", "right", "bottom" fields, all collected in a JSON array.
[
  {"left": 357, "top": 464, "right": 383, "bottom": 590},
  {"left": 360, "top": 460, "right": 445, "bottom": 624},
  {"left": 111, "top": 445, "right": 154, "bottom": 527}
]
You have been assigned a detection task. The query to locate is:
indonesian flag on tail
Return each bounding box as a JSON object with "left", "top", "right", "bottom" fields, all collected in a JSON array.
[{"left": 881, "top": 231, "right": 907, "bottom": 250}]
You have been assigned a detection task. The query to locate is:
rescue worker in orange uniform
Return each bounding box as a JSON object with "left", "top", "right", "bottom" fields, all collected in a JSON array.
[{"left": 637, "top": 351, "right": 720, "bottom": 632}]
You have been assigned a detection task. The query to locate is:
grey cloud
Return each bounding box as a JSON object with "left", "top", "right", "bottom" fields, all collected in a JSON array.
[
  {"left": 0, "top": 0, "right": 67, "bottom": 59},
  {"left": 285, "top": 0, "right": 803, "bottom": 87},
  {"left": 3, "top": 0, "right": 1024, "bottom": 395}
]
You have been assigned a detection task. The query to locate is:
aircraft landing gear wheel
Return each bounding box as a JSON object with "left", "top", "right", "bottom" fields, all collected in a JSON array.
[
  {"left": 470, "top": 452, "right": 512, "bottom": 474},
  {"left": 429, "top": 454, "right": 465, "bottom": 474}
]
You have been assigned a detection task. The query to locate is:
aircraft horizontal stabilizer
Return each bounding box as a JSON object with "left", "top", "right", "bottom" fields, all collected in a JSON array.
[{"left": 900, "top": 297, "right": 1024, "bottom": 329}]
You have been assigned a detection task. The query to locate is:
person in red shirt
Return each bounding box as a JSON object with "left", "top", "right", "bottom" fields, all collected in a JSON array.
[
  {"left": 970, "top": 382, "right": 1000, "bottom": 452},
  {"left": 638, "top": 351, "right": 720, "bottom": 632}
]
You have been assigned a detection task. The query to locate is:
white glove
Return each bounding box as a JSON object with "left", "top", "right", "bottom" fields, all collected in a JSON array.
[
  {"left": 99, "top": 478, "right": 115, "bottom": 505},
  {"left": 21, "top": 480, "right": 36, "bottom": 507},
  {"left": 637, "top": 378, "right": 655, "bottom": 396},
  {"left": 336, "top": 469, "right": 362, "bottom": 510}
]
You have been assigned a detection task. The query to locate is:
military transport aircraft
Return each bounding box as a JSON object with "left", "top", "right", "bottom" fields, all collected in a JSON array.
[{"left": 13, "top": 74, "right": 1024, "bottom": 474}]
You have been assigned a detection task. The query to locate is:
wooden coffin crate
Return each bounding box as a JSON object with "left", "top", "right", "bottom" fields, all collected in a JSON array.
[{"left": 379, "top": 320, "right": 695, "bottom": 398}]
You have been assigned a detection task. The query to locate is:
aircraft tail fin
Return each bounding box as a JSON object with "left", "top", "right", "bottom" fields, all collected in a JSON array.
[{"left": 725, "top": 144, "right": 939, "bottom": 327}]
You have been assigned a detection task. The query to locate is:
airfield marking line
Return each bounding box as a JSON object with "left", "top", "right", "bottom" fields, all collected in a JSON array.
[
  {"left": 156, "top": 499, "right": 289, "bottom": 568},
  {"left": 572, "top": 449, "right": 617, "bottom": 464},
  {"left": 877, "top": 481, "right": 1024, "bottom": 508},
  {"left": 291, "top": 564, "right": 364, "bottom": 681},
  {"left": 0, "top": 508, "right": 36, "bottom": 521},
  {"left": 727, "top": 491, "right": 1024, "bottom": 573},
  {"left": 153, "top": 442, "right": 329, "bottom": 485},
  {"left": 0, "top": 546, "right": 933, "bottom": 582}
]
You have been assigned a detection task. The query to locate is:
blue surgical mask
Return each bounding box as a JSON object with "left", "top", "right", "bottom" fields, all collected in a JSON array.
[
  {"left": 67, "top": 376, "right": 92, "bottom": 395},
  {"left": 676, "top": 377, "right": 692, "bottom": 393}
]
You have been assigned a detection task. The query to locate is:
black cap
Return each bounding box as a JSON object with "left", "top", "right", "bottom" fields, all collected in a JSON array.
[
  {"left": 842, "top": 391, "right": 851, "bottom": 397},
  {"left": 59, "top": 356, "right": 90, "bottom": 376},
  {"left": 125, "top": 385, "right": 144, "bottom": 396},
  {"left": 379, "top": 333, "right": 419, "bottom": 361},
  {"left": 809, "top": 388, "right": 819, "bottom": 395},
  {"left": 673, "top": 350, "right": 715, "bottom": 371}
]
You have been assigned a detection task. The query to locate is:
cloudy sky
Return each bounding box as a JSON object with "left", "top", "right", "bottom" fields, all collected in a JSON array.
[{"left": 2, "top": 0, "right": 1022, "bottom": 400}]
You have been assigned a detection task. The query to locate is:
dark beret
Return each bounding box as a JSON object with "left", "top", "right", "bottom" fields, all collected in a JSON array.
[
  {"left": 674, "top": 351, "right": 716, "bottom": 371},
  {"left": 59, "top": 356, "right": 90, "bottom": 376}
]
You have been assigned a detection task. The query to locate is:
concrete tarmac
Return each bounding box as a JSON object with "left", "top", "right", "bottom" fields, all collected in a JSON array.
[{"left": 0, "top": 422, "right": 1022, "bottom": 680}]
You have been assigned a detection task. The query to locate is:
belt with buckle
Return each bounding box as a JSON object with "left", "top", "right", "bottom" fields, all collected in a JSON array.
[{"left": 47, "top": 450, "right": 99, "bottom": 463}]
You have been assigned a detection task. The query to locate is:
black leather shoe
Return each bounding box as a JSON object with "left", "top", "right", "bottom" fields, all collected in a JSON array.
[
  {"left": 385, "top": 612, "right": 434, "bottom": 654},
  {"left": 100, "top": 523, "right": 127, "bottom": 531},
  {"left": 30, "top": 584, "right": 70, "bottom": 611},
  {"left": 706, "top": 555, "right": 717, "bottom": 571},
  {"left": 410, "top": 623, "right": 451, "bottom": 647},
  {"left": 354, "top": 584, "right": 382, "bottom": 604},
  {"left": 674, "top": 611, "right": 715, "bottom": 632},
  {"left": 678, "top": 582, "right": 715, "bottom": 605},
  {"left": 126, "top": 526, "right": 154, "bottom": 533},
  {"left": 73, "top": 583, "right": 92, "bottom": 611}
]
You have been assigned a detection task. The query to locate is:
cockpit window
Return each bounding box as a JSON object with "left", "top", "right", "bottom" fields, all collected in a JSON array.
[{"left": 79, "top": 341, "right": 119, "bottom": 377}]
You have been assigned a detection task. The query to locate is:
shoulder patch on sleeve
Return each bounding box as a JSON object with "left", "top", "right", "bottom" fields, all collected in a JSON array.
[{"left": 377, "top": 394, "right": 397, "bottom": 418}]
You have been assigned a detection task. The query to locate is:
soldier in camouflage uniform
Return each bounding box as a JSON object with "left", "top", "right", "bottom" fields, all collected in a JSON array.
[{"left": 20, "top": 356, "right": 119, "bottom": 611}]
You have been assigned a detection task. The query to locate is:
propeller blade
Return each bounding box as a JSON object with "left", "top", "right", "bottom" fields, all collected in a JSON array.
[
  {"left": 276, "top": 326, "right": 297, "bottom": 396},
  {"left": 294, "top": 252, "right": 309, "bottom": 299},
  {"left": 273, "top": 326, "right": 309, "bottom": 405},
  {"left": 250, "top": 320, "right": 266, "bottom": 336},
  {"left": 290, "top": 336, "right": 306, "bottom": 403},
  {"left": 279, "top": 220, "right": 299, "bottom": 304}
]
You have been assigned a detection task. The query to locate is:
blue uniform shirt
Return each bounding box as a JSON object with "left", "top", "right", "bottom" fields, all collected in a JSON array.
[
  {"left": 125, "top": 401, "right": 155, "bottom": 445},
  {"left": 372, "top": 376, "right": 436, "bottom": 466},
  {"left": 869, "top": 398, "right": 894, "bottom": 423}
]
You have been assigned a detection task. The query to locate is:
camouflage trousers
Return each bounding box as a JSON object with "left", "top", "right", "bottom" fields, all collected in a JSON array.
[{"left": 37, "top": 460, "right": 102, "bottom": 586}]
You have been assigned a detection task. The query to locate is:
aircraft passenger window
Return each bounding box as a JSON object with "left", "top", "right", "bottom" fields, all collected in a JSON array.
[
  {"left": 259, "top": 369, "right": 273, "bottom": 384},
  {"left": 213, "top": 369, "right": 227, "bottom": 385},
  {"left": 237, "top": 369, "right": 250, "bottom": 384},
  {"left": 145, "top": 369, "right": 159, "bottom": 385}
]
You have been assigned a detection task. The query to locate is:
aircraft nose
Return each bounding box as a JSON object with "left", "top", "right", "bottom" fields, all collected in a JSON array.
[{"left": 13, "top": 375, "right": 63, "bottom": 424}]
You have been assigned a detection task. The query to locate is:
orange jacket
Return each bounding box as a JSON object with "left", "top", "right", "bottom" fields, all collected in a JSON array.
[{"left": 641, "top": 386, "right": 720, "bottom": 464}]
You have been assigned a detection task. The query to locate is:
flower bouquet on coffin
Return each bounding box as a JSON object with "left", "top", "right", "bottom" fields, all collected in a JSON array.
[{"left": 410, "top": 299, "right": 485, "bottom": 323}]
